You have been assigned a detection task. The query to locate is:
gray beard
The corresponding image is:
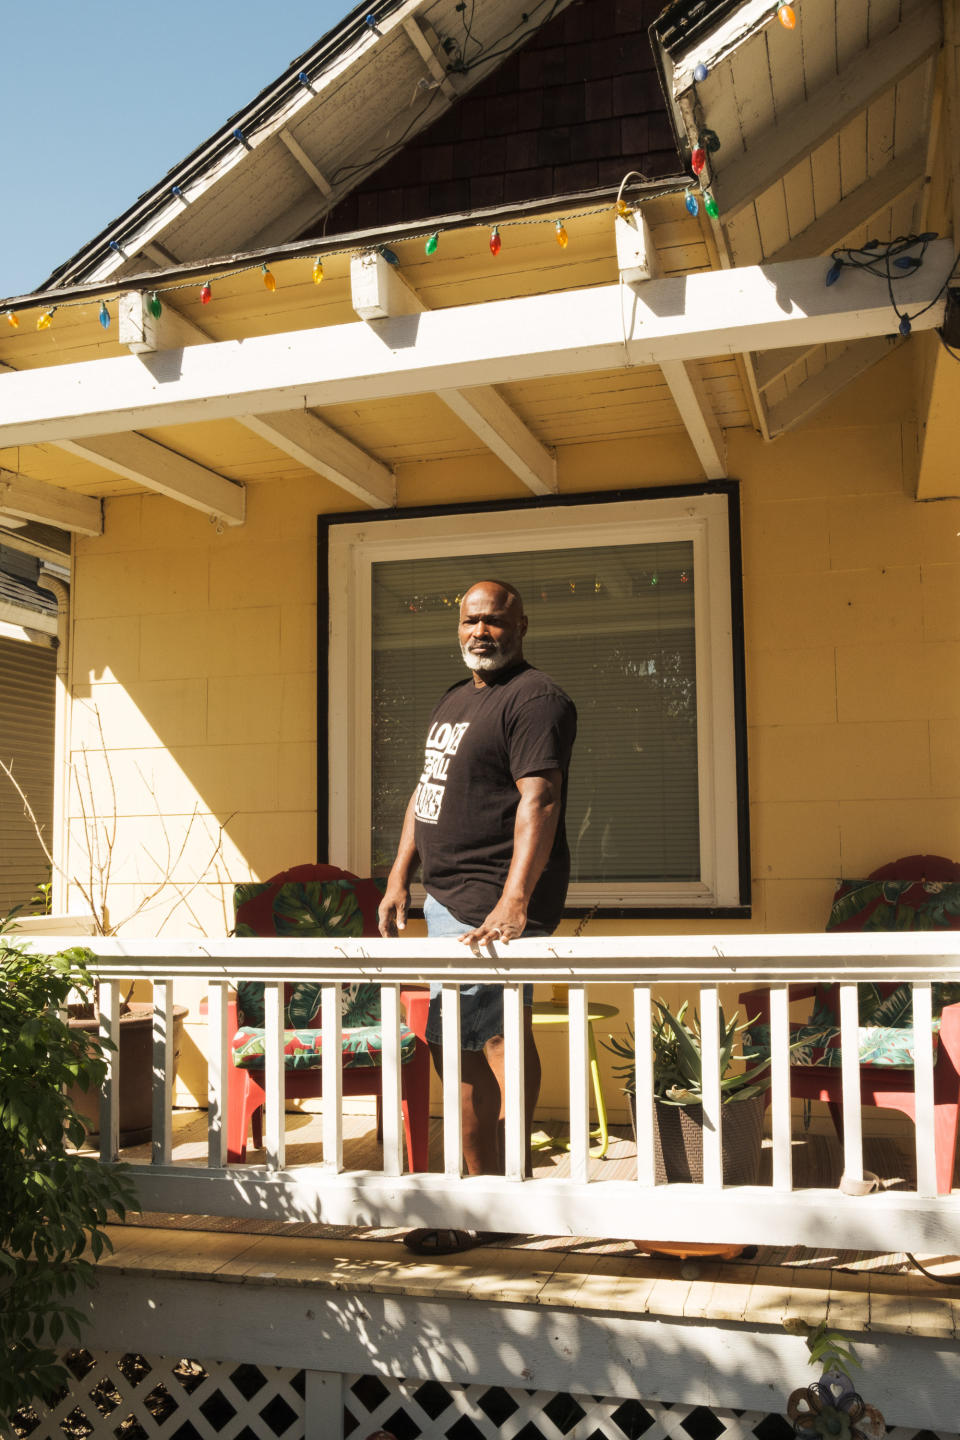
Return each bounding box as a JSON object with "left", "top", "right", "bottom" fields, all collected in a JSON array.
[{"left": 460, "top": 637, "right": 522, "bottom": 673}]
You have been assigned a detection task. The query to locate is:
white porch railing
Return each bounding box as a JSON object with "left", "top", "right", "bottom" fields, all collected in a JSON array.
[{"left": 30, "top": 932, "right": 960, "bottom": 1254}]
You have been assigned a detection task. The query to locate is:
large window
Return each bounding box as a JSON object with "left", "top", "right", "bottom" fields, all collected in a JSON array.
[{"left": 324, "top": 489, "right": 748, "bottom": 913}]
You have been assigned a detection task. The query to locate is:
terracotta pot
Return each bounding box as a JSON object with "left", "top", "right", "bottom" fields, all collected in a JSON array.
[
  {"left": 629, "top": 1091, "right": 765, "bottom": 1185},
  {"left": 67, "top": 1001, "right": 189, "bottom": 1146}
]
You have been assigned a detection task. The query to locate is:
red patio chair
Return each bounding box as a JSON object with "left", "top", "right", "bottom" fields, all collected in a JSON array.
[
  {"left": 227, "top": 863, "right": 431, "bottom": 1171},
  {"left": 740, "top": 856, "right": 960, "bottom": 1193}
]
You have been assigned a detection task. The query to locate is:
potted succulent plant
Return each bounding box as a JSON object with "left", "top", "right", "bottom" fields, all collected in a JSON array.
[{"left": 604, "top": 999, "right": 772, "bottom": 1185}]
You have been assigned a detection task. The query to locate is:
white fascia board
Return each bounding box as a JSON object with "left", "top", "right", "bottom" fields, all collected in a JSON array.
[
  {"left": 0, "top": 242, "right": 951, "bottom": 447},
  {"left": 76, "top": 1, "right": 431, "bottom": 286},
  {"left": 670, "top": 0, "right": 779, "bottom": 94}
]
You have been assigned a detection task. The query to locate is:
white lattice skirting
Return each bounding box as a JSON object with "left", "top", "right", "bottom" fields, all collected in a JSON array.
[
  {"left": 3, "top": 1353, "right": 955, "bottom": 1440},
  {"left": 5, "top": 1352, "right": 958, "bottom": 1440}
]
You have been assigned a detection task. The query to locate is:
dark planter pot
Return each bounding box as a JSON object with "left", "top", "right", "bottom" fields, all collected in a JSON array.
[
  {"left": 629, "top": 1091, "right": 765, "bottom": 1185},
  {"left": 67, "top": 1002, "right": 189, "bottom": 1146}
]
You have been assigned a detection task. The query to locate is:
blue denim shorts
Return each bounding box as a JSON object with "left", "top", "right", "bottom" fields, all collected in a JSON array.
[{"left": 423, "top": 893, "right": 548, "bottom": 1050}]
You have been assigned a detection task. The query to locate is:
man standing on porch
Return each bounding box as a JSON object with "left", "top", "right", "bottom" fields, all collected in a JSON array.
[{"left": 378, "top": 579, "right": 577, "bottom": 1256}]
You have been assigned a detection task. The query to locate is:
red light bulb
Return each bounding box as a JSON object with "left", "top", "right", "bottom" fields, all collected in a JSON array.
[
  {"left": 489, "top": 225, "right": 501, "bottom": 256},
  {"left": 200, "top": 281, "right": 212, "bottom": 305},
  {"left": 691, "top": 147, "right": 706, "bottom": 176}
]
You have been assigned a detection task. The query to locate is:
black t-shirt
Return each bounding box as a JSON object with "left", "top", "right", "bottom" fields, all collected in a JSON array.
[{"left": 414, "top": 662, "right": 577, "bottom": 929}]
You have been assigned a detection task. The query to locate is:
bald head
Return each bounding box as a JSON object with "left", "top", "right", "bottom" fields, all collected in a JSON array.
[{"left": 458, "top": 580, "right": 527, "bottom": 678}]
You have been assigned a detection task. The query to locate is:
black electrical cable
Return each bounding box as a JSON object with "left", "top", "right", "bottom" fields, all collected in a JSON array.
[{"left": 826, "top": 234, "right": 960, "bottom": 336}]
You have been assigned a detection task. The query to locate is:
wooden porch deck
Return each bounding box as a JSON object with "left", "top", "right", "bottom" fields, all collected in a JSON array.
[{"left": 97, "top": 1108, "right": 960, "bottom": 1341}]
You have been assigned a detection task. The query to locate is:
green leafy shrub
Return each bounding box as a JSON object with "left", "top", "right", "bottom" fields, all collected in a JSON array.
[{"left": 0, "top": 921, "right": 138, "bottom": 1424}]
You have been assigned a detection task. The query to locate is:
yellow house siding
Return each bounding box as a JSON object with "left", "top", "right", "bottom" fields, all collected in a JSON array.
[{"left": 66, "top": 357, "right": 959, "bottom": 1112}]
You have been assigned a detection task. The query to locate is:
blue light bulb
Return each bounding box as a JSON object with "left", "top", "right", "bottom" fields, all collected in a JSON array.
[
  {"left": 826, "top": 262, "right": 843, "bottom": 286},
  {"left": 98, "top": 301, "right": 110, "bottom": 330},
  {"left": 899, "top": 314, "right": 912, "bottom": 336},
  {"left": 685, "top": 189, "right": 699, "bottom": 217},
  {"left": 693, "top": 62, "right": 709, "bottom": 83}
]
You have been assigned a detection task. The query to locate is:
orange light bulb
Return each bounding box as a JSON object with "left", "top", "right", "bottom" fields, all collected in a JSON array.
[
  {"left": 5, "top": 311, "right": 18, "bottom": 328},
  {"left": 555, "top": 220, "right": 568, "bottom": 248},
  {"left": 777, "top": 2, "right": 796, "bottom": 29}
]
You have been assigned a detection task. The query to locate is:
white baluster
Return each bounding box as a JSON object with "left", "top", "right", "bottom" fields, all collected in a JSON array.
[
  {"left": 264, "top": 981, "right": 286, "bottom": 1170},
  {"left": 98, "top": 979, "right": 119, "bottom": 1162},
  {"left": 768, "top": 984, "right": 792, "bottom": 1191},
  {"left": 912, "top": 982, "right": 936, "bottom": 1197},
  {"left": 699, "top": 986, "right": 723, "bottom": 1188},
  {"left": 568, "top": 985, "right": 590, "bottom": 1183},
  {"left": 321, "top": 983, "right": 343, "bottom": 1172},
  {"left": 206, "top": 981, "right": 229, "bottom": 1168},
  {"left": 634, "top": 986, "right": 655, "bottom": 1186},
  {"left": 151, "top": 978, "right": 173, "bottom": 1166},
  {"left": 503, "top": 983, "right": 525, "bottom": 1181},
  {"left": 838, "top": 982, "right": 863, "bottom": 1184},
  {"left": 442, "top": 983, "right": 463, "bottom": 1177},
  {"left": 380, "top": 984, "right": 403, "bottom": 1177}
]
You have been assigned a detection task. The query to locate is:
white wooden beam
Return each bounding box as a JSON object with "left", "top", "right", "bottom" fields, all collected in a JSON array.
[
  {"left": 4, "top": 340, "right": 242, "bottom": 526},
  {"left": 754, "top": 345, "right": 811, "bottom": 391},
  {"left": 402, "top": 15, "right": 459, "bottom": 100},
  {"left": 659, "top": 361, "right": 727, "bottom": 478},
  {"left": 277, "top": 129, "right": 333, "bottom": 196},
  {"left": 242, "top": 410, "right": 395, "bottom": 507},
  {"left": 119, "top": 290, "right": 394, "bottom": 509},
  {"left": 768, "top": 143, "right": 928, "bottom": 265},
  {"left": 765, "top": 337, "right": 898, "bottom": 436},
  {"left": 0, "top": 244, "right": 951, "bottom": 446},
  {"left": 715, "top": 8, "right": 941, "bottom": 217},
  {"left": 351, "top": 252, "right": 557, "bottom": 494},
  {"left": 0, "top": 467, "right": 102, "bottom": 536},
  {"left": 618, "top": 213, "right": 727, "bottom": 479},
  {"left": 438, "top": 387, "right": 556, "bottom": 495},
  {"left": 56, "top": 434, "right": 246, "bottom": 526}
]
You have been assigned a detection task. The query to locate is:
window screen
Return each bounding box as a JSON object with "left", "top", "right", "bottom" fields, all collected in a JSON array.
[{"left": 370, "top": 541, "right": 699, "bottom": 886}]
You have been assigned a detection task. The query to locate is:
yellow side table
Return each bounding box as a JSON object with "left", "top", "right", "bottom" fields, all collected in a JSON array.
[{"left": 530, "top": 998, "right": 619, "bottom": 1158}]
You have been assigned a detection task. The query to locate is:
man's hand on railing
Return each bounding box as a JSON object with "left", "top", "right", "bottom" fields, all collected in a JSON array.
[{"left": 378, "top": 881, "right": 411, "bottom": 936}]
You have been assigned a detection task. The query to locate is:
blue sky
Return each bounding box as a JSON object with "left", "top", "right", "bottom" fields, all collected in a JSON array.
[{"left": 1, "top": 1, "right": 349, "bottom": 299}]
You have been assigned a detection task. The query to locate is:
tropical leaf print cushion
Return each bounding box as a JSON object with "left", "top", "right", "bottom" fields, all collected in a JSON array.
[
  {"left": 747, "top": 860, "right": 960, "bottom": 1069},
  {"left": 231, "top": 865, "right": 415, "bottom": 1070}
]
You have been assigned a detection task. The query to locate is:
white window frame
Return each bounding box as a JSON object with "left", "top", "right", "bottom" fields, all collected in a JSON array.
[{"left": 326, "top": 491, "right": 745, "bottom": 911}]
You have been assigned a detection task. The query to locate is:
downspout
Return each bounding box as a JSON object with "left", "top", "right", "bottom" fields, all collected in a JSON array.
[{"left": 37, "top": 566, "right": 71, "bottom": 915}]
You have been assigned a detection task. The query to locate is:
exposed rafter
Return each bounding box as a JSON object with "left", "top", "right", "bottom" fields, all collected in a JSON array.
[
  {"left": 402, "top": 14, "right": 459, "bottom": 100},
  {"left": 754, "top": 345, "right": 811, "bottom": 393},
  {"left": 119, "top": 290, "right": 395, "bottom": 509},
  {"left": 0, "top": 245, "right": 951, "bottom": 446},
  {"left": 278, "top": 129, "right": 333, "bottom": 196},
  {"left": 56, "top": 434, "right": 246, "bottom": 526},
  {"left": 765, "top": 337, "right": 898, "bottom": 437},
  {"left": 768, "top": 143, "right": 928, "bottom": 266},
  {"left": 0, "top": 467, "right": 102, "bottom": 536},
  {"left": 350, "top": 252, "right": 557, "bottom": 495},
  {"left": 616, "top": 210, "right": 727, "bottom": 479},
  {"left": 1, "top": 348, "right": 241, "bottom": 527},
  {"left": 241, "top": 411, "right": 394, "bottom": 507},
  {"left": 714, "top": 6, "right": 941, "bottom": 218},
  {"left": 659, "top": 361, "right": 727, "bottom": 479}
]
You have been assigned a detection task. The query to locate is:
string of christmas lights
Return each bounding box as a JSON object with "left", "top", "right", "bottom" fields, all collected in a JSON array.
[
  {"left": 2, "top": 190, "right": 688, "bottom": 333},
  {"left": 822, "top": 234, "right": 957, "bottom": 337}
]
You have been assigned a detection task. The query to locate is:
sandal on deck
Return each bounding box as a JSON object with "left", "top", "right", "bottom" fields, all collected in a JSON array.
[{"left": 402, "top": 1228, "right": 515, "bottom": 1256}]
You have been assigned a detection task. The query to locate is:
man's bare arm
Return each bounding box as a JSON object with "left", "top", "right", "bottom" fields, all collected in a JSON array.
[
  {"left": 378, "top": 788, "right": 420, "bottom": 936},
  {"left": 461, "top": 770, "right": 562, "bottom": 946}
]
